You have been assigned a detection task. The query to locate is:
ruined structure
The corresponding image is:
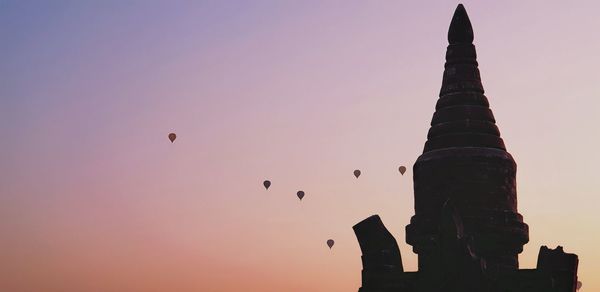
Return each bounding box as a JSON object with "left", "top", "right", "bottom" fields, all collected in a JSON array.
[{"left": 353, "top": 5, "right": 579, "bottom": 292}]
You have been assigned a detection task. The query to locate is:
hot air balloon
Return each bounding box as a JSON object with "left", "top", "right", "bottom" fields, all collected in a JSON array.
[
  {"left": 168, "top": 133, "right": 177, "bottom": 143},
  {"left": 297, "top": 191, "right": 305, "bottom": 201},
  {"left": 353, "top": 169, "right": 361, "bottom": 178},
  {"left": 577, "top": 281, "right": 582, "bottom": 290},
  {"left": 398, "top": 165, "right": 406, "bottom": 175},
  {"left": 327, "top": 239, "right": 335, "bottom": 249},
  {"left": 263, "top": 180, "right": 271, "bottom": 190}
]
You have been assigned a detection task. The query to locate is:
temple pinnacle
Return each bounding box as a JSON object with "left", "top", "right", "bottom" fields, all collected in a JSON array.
[
  {"left": 354, "top": 6, "right": 578, "bottom": 292},
  {"left": 425, "top": 3, "right": 505, "bottom": 152},
  {"left": 448, "top": 4, "right": 474, "bottom": 44}
]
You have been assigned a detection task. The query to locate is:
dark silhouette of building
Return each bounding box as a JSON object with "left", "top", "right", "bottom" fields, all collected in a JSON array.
[{"left": 353, "top": 4, "right": 579, "bottom": 292}]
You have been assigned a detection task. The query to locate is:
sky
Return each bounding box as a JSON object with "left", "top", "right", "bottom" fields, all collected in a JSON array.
[{"left": 1, "top": 1, "right": 599, "bottom": 291}]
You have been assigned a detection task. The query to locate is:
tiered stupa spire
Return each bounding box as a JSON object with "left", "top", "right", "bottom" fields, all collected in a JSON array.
[
  {"left": 425, "top": 4, "right": 504, "bottom": 152},
  {"left": 353, "top": 5, "right": 579, "bottom": 292}
]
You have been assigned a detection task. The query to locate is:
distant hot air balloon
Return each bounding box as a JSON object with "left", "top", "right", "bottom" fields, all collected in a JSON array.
[
  {"left": 327, "top": 239, "right": 335, "bottom": 249},
  {"left": 577, "top": 281, "right": 582, "bottom": 290},
  {"left": 398, "top": 165, "right": 407, "bottom": 175},
  {"left": 297, "top": 191, "right": 305, "bottom": 201},
  {"left": 263, "top": 180, "right": 271, "bottom": 190},
  {"left": 168, "top": 133, "right": 177, "bottom": 143},
  {"left": 353, "top": 169, "right": 361, "bottom": 178}
]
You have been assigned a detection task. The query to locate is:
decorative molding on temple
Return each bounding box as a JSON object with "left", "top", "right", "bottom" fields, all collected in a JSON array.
[{"left": 353, "top": 4, "right": 579, "bottom": 292}]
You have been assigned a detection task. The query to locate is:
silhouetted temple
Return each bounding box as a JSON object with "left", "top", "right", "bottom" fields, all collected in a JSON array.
[{"left": 353, "top": 4, "right": 579, "bottom": 292}]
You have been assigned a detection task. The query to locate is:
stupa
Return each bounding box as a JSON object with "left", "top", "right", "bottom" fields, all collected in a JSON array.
[{"left": 353, "top": 4, "right": 579, "bottom": 292}]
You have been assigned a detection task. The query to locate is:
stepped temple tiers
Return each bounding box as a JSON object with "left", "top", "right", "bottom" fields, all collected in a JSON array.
[{"left": 353, "top": 4, "right": 579, "bottom": 292}]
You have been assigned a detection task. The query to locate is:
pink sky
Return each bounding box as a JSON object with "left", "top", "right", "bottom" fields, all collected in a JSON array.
[{"left": 1, "top": 1, "right": 599, "bottom": 291}]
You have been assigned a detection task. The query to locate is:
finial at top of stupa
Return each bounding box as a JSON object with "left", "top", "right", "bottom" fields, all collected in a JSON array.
[{"left": 448, "top": 4, "right": 474, "bottom": 44}]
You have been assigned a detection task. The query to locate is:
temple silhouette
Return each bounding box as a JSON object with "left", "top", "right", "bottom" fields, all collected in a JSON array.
[{"left": 353, "top": 4, "right": 579, "bottom": 292}]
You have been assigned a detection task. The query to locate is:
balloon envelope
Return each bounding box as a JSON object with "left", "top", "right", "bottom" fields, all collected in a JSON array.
[
  {"left": 168, "top": 133, "right": 176, "bottom": 143},
  {"left": 327, "top": 239, "right": 335, "bottom": 249},
  {"left": 399, "top": 166, "right": 407, "bottom": 175},
  {"left": 263, "top": 180, "right": 271, "bottom": 190},
  {"left": 353, "top": 169, "right": 361, "bottom": 178},
  {"left": 297, "top": 191, "right": 305, "bottom": 200}
]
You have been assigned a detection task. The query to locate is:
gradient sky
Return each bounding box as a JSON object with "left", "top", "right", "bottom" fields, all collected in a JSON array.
[{"left": 1, "top": 1, "right": 599, "bottom": 291}]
